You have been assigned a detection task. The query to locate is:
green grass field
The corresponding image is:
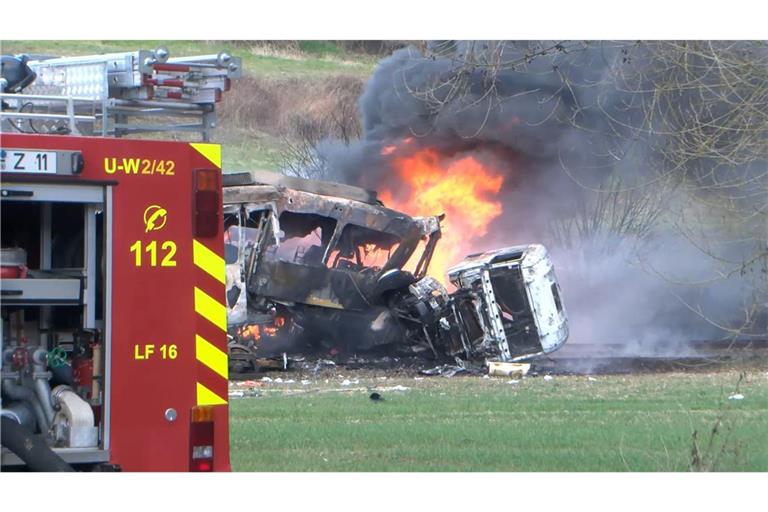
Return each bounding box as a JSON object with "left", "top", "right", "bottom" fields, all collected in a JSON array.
[{"left": 229, "top": 368, "right": 768, "bottom": 471}]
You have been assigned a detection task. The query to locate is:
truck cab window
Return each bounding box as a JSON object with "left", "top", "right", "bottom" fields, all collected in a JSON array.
[
  {"left": 326, "top": 224, "right": 402, "bottom": 272},
  {"left": 267, "top": 211, "right": 337, "bottom": 267}
]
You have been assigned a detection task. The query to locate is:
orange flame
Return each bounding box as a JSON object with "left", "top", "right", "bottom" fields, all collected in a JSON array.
[
  {"left": 239, "top": 324, "right": 261, "bottom": 341},
  {"left": 380, "top": 137, "right": 414, "bottom": 156},
  {"left": 238, "top": 316, "right": 287, "bottom": 341},
  {"left": 263, "top": 316, "right": 286, "bottom": 336},
  {"left": 380, "top": 148, "right": 504, "bottom": 284}
]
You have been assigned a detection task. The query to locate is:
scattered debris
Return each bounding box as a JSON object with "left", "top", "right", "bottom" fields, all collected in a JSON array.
[
  {"left": 228, "top": 390, "right": 245, "bottom": 398},
  {"left": 588, "top": 377, "right": 597, "bottom": 382},
  {"left": 235, "top": 356, "right": 290, "bottom": 372},
  {"left": 389, "top": 385, "right": 410, "bottom": 391},
  {"left": 543, "top": 375, "right": 554, "bottom": 381},
  {"left": 420, "top": 364, "right": 467, "bottom": 378},
  {"left": 728, "top": 393, "right": 745, "bottom": 400},
  {"left": 260, "top": 376, "right": 273, "bottom": 383},
  {"left": 507, "top": 379, "right": 520, "bottom": 385},
  {"left": 344, "top": 355, "right": 403, "bottom": 370},
  {"left": 488, "top": 361, "right": 531, "bottom": 378},
  {"left": 313, "top": 359, "right": 337, "bottom": 374},
  {"left": 301, "top": 380, "right": 311, "bottom": 385}
]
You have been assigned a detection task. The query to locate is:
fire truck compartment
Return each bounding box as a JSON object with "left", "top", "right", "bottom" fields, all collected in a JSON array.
[{"left": 1, "top": 181, "right": 111, "bottom": 467}]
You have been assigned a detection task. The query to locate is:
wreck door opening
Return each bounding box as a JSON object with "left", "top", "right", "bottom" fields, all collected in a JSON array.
[
  {"left": 487, "top": 266, "right": 543, "bottom": 356},
  {"left": 224, "top": 207, "right": 277, "bottom": 325}
]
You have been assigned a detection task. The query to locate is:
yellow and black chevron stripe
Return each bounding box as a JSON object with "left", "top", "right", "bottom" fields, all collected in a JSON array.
[{"left": 190, "top": 143, "right": 228, "bottom": 406}]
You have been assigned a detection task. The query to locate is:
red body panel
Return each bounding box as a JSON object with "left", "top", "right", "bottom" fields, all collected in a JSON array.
[{"left": 1, "top": 133, "right": 230, "bottom": 471}]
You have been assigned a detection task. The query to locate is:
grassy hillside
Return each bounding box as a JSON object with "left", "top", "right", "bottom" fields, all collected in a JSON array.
[{"left": 1, "top": 40, "right": 379, "bottom": 172}]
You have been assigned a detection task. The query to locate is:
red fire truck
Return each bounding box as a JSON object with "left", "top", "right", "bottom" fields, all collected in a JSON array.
[{"left": 0, "top": 48, "right": 240, "bottom": 471}]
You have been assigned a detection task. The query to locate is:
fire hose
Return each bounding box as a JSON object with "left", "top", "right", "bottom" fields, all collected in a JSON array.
[{"left": 1, "top": 416, "right": 73, "bottom": 472}]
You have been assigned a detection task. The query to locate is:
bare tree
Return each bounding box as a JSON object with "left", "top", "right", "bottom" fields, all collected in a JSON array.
[
  {"left": 403, "top": 40, "right": 768, "bottom": 336},
  {"left": 279, "top": 88, "right": 361, "bottom": 180}
]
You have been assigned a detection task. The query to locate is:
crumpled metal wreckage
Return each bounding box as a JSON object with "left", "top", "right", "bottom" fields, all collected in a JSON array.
[{"left": 222, "top": 171, "right": 568, "bottom": 373}]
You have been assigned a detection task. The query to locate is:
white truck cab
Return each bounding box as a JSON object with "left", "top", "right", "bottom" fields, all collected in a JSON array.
[{"left": 448, "top": 244, "right": 568, "bottom": 361}]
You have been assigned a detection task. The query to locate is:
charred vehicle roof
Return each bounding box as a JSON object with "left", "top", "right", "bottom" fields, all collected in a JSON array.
[
  {"left": 222, "top": 171, "right": 440, "bottom": 311},
  {"left": 223, "top": 170, "right": 440, "bottom": 246}
]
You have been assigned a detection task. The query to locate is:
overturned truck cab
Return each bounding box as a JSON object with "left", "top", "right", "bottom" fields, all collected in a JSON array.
[
  {"left": 447, "top": 245, "right": 568, "bottom": 361},
  {"left": 222, "top": 171, "right": 567, "bottom": 371}
]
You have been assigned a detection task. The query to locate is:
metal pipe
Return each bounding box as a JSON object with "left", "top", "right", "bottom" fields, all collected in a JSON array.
[
  {"left": 34, "top": 377, "right": 56, "bottom": 426},
  {"left": 0, "top": 112, "right": 95, "bottom": 122},
  {"left": 167, "top": 53, "right": 226, "bottom": 63},
  {"left": 0, "top": 92, "right": 94, "bottom": 102},
  {"left": 112, "top": 98, "right": 205, "bottom": 110},
  {"left": 112, "top": 123, "right": 205, "bottom": 133},
  {"left": 108, "top": 108, "right": 204, "bottom": 117},
  {"left": 32, "top": 349, "right": 56, "bottom": 426},
  {"left": 92, "top": 344, "right": 102, "bottom": 402},
  {"left": 66, "top": 96, "right": 82, "bottom": 135}
]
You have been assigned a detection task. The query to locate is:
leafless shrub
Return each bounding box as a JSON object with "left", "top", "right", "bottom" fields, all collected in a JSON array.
[
  {"left": 334, "top": 40, "right": 412, "bottom": 55},
  {"left": 218, "top": 75, "right": 364, "bottom": 138},
  {"left": 279, "top": 116, "right": 329, "bottom": 179},
  {"left": 547, "top": 175, "right": 666, "bottom": 257},
  {"left": 607, "top": 42, "right": 768, "bottom": 337},
  {"left": 280, "top": 99, "right": 361, "bottom": 180},
  {"left": 690, "top": 373, "right": 747, "bottom": 471}
]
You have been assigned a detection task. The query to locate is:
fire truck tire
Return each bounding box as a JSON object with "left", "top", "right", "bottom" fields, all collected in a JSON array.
[{"left": 1, "top": 416, "right": 74, "bottom": 472}]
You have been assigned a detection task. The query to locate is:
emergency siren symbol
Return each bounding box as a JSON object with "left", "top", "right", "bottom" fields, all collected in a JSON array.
[{"left": 143, "top": 204, "right": 168, "bottom": 232}]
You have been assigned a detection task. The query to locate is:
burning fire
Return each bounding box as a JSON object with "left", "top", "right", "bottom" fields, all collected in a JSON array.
[
  {"left": 239, "top": 324, "right": 260, "bottom": 341},
  {"left": 379, "top": 147, "right": 504, "bottom": 284},
  {"left": 238, "top": 316, "right": 287, "bottom": 341},
  {"left": 381, "top": 137, "right": 414, "bottom": 156}
]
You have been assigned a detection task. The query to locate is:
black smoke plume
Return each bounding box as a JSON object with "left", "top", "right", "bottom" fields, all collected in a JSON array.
[{"left": 304, "top": 41, "right": 767, "bottom": 353}]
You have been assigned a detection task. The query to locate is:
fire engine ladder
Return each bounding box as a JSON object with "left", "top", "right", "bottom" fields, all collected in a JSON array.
[{"left": 0, "top": 48, "right": 242, "bottom": 141}]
